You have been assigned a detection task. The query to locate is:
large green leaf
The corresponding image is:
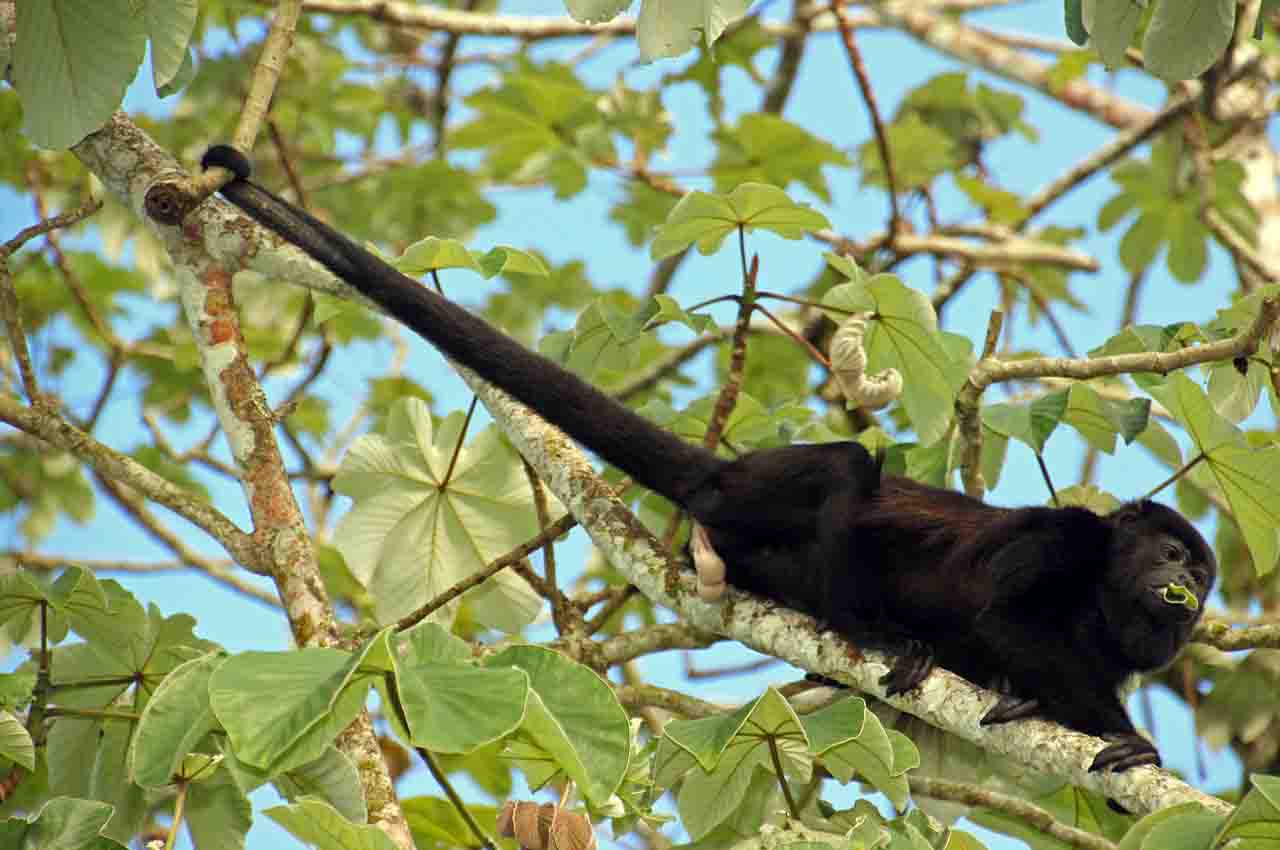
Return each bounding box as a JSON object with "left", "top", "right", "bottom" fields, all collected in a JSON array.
[
  {"left": 636, "top": 0, "right": 753, "bottom": 61},
  {"left": 650, "top": 183, "right": 830, "bottom": 260},
  {"left": 0, "top": 797, "right": 124, "bottom": 850},
  {"left": 390, "top": 623, "right": 528, "bottom": 754},
  {"left": 13, "top": 0, "right": 146, "bottom": 148},
  {"left": 208, "top": 648, "right": 375, "bottom": 773},
  {"left": 267, "top": 799, "right": 400, "bottom": 850},
  {"left": 711, "top": 113, "right": 850, "bottom": 202},
  {"left": 1215, "top": 774, "right": 1280, "bottom": 847},
  {"left": 486, "top": 646, "right": 631, "bottom": 807},
  {"left": 333, "top": 399, "right": 545, "bottom": 630},
  {"left": 130, "top": 651, "right": 225, "bottom": 788},
  {"left": 1143, "top": 0, "right": 1235, "bottom": 82},
  {"left": 822, "top": 271, "right": 962, "bottom": 446},
  {"left": 661, "top": 688, "right": 811, "bottom": 840},
  {"left": 803, "top": 697, "right": 913, "bottom": 812},
  {"left": 1151, "top": 374, "right": 1280, "bottom": 575},
  {"left": 141, "top": 0, "right": 197, "bottom": 89},
  {"left": 0, "top": 710, "right": 34, "bottom": 771},
  {"left": 982, "top": 390, "right": 1069, "bottom": 454},
  {"left": 1083, "top": 0, "right": 1142, "bottom": 69}
]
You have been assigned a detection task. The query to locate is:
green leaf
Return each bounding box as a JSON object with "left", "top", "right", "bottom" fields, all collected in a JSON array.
[
  {"left": 267, "top": 799, "right": 400, "bottom": 850},
  {"left": 451, "top": 63, "right": 603, "bottom": 199},
  {"left": 476, "top": 246, "right": 550, "bottom": 279},
  {"left": 1143, "top": 0, "right": 1236, "bottom": 82},
  {"left": 823, "top": 273, "right": 962, "bottom": 446},
  {"left": 1160, "top": 582, "right": 1199, "bottom": 611},
  {"left": 564, "top": 0, "right": 631, "bottom": 23},
  {"left": 0, "top": 796, "right": 124, "bottom": 850},
  {"left": 1118, "top": 209, "right": 1168, "bottom": 276},
  {"left": 208, "top": 647, "right": 375, "bottom": 773},
  {"left": 184, "top": 766, "right": 253, "bottom": 850},
  {"left": 486, "top": 646, "right": 631, "bottom": 807},
  {"left": 711, "top": 113, "right": 850, "bottom": 202},
  {"left": 1085, "top": 0, "right": 1142, "bottom": 69},
  {"left": 0, "top": 710, "right": 35, "bottom": 770},
  {"left": 1057, "top": 484, "right": 1122, "bottom": 514},
  {"left": 1216, "top": 774, "right": 1280, "bottom": 847},
  {"left": 1207, "top": 358, "right": 1266, "bottom": 423},
  {"left": 662, "top": 689, "right": 810, "bottom": 839},
  {"left": 646, "top": 294, "right": 717, "bottom": 335},
  {"left": 636, "top": 0, "right": 753, "bottom": 61},
  {"left": 803, "top": 697, "right": 912, "bottom": 812},
  {"left": 403, "top": 796, "right": 503, "bottom": 850},
  {"left": 1064, "top": 0, "right": 1089, "bottom": 44},
  {"left": 333, "top": 399, "right": 546, "bottom": 630},
  {"left": 859, "top": 113, "right": 962, "bottom": 191},
  {"left": 609, "top": 181, "right": 680, "bottom": 248},
  {"left": 982, "top": 390, "right": 1069, "bottom": 454},
  {"left": 1150, "top": 374, "right": 1280, "bottom": 575},
  {"left": 273, "top": 747, "right": 367, "bottom": 825},
  {"left": 130, "top": 651, "right": 225, "bottom": 788},
  {"left": 390, "top": 624, "right": 528, "bottom": 753},
  {"left": 395, "top": 237, "right": 483, "bottom": 275},
  {"left": 1061, "top": 384, "right": 1151, "bottom": 454},
  {"left": 1135, "top": 810, "right": 1224, "bottom": 850},
  {"left": 650, "top": 183, "right": 830, "bottom": 260},
  {"left": 13, "top": 0, "right": 146, "bottom": 148},
  {"left": 954, "top": 174, "right": 1028, "bottom": 226},
  {"left": 1166, "top": 201, "right": 1207, "bottom": 282},
  {"left": 141, "top": 0, "right": 197, "bottom": 90}
]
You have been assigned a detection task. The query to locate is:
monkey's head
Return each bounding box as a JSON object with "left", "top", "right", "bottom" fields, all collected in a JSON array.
[{"left": 1099, "top": 500, "right": 1215, "bottom": 671}]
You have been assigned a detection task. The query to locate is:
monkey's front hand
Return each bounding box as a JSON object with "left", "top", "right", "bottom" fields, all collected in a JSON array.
[
  {"left": 980, "top": 694, "right": 1041, "bottom": 725},
  {"left": 1089, "top": 733, "right": 1161, "bottom": 772},
  {"left": 880, "top": 639, "right": 935, "bottom": 696}
]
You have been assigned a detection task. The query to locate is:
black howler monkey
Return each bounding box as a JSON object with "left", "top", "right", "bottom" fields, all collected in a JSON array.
[{"left": 200, "top": 145, "right": 1215, "bottom": 772}]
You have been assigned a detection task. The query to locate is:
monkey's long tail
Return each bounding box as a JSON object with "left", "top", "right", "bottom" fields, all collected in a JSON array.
[{"left": 201, "top": 146, "right": 722, "bottom": 504}]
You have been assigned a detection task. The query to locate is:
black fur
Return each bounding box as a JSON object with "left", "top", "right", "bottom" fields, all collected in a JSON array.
[{"left": 200, "top": 145, "right": 1216, "bottom": 771}]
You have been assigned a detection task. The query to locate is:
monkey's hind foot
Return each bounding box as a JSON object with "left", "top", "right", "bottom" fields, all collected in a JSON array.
[
  {"left": 980, "top": 694, "right": 1041, "bottom": 725},
  {"left": 1089, "top": 733, "right": 1161, "bottom": 773},
  {"left": 689, "top": 521, "right": 727, "bottom": 602},
  {"left": 880, "top": 639, "right": 935, "bottom": 696}
]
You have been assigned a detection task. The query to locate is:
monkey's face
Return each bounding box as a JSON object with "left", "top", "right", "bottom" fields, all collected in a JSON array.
[{"left": 1099, "top": 501, "right": 1216, "bottom": 670}]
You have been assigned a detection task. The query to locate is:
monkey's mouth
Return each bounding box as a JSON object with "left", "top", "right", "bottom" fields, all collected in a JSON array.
[{"left": 1146, "top": 587, "right": 1199, "bottom": 623}]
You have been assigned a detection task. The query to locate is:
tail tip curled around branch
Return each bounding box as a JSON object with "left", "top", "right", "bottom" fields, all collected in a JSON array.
[{"left": 201, "top": 145, "right": 252, "bottom": 181}]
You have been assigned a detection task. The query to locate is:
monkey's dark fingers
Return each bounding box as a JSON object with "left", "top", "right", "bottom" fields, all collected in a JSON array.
[
  {"left": 980, "top": 694, "right": 1041, "bottom": 725},
  {"left": 1088, "top": 733, "right": 1161, "bottom": 772},
  {"left": 880, "top": 639, "right": 935, "bottom": 696},
  {"left": 804, "top": 672, "right": 848, "bottom": 689}
]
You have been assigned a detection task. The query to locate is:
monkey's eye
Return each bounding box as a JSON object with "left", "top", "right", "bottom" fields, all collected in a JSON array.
[{"left": 1160, "top": 542, "right": 1184, "bottom": 562}]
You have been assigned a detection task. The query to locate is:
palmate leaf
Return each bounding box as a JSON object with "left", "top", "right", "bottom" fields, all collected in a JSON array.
[
  {"left": 485, "top": 646, "right": 631, "bottom": 808},
  {"left": 332, "top": 399, "right": 546, "bottom": 630},
  {"left": 804, "top": 697, "right": 916, "bottom": 813},
  {"left": 1151, "top": 374, "right": 1280, "bottom": 575},
  {"left": 14, "top": 0, "right": 145, "bottom": 148},
  {"left": 1143, "top": 0, "right": 1236, "bottom": 83},
  {"left": 821, "top": 267, "right": 968, "bottom": 446},
  {"left": 389, "top": 623, "right": 529, "bottom": 754},
  {"left": 208, "top": 646, "right": 376, "bottom": 774},
  {"left": 636, "top": 0, "right": 753, "bottom": 61},
  {"left": 650, "top": 183, "right": 830, "bottom": 260},
  {"left": 658, "top": 688, "right": 811, "bottom": 840},
  {"left": 267, "top": 799, "right": 400, "bottom": 850}
]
